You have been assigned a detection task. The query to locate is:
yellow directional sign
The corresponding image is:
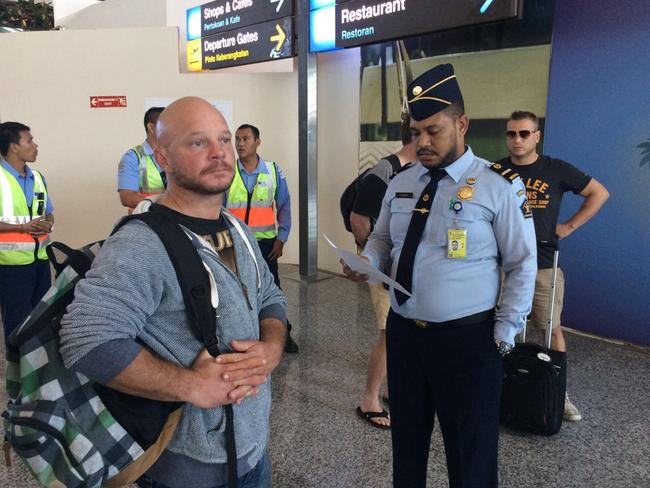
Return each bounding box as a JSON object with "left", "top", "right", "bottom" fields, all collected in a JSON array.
[
  {"left": 271, "top": 24, "right": 286, "bottom": 52},
  {"left": 187, "top": 39, "right": 202, "bottom": 71}
]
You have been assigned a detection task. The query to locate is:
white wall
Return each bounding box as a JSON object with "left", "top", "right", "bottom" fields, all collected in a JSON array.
[
  {"left": 0, "top": 28, "right": 300, "bottom": 263},
  {"left": 56, "top": 0, "right": 166, "bottom": 30}
]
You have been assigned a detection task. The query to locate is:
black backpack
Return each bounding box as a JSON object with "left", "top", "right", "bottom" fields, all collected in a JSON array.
[
  {"left": 340, "top": 154, "right": 402, "bottom": 232},
  {"left": 3, "top": 210, "right": 243, "bottom": 488}
]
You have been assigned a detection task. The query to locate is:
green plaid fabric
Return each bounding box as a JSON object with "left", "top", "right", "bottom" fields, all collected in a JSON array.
[{"left": 3, "top": 242, "right": 145, "bottom": 488}]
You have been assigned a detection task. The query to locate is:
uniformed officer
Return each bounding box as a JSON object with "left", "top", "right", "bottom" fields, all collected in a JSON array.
[
  {"left": 225, "top": 124, "right": 299, "bottom": 353},
  {"left": 343, "top": 64, "right": 537, "bottom": 487},
  {"left": 0, "top": 122, "right": 54, "bottom": 346},
  {"left": 117, "top": 107, "right": 166, "bottom": 212}
]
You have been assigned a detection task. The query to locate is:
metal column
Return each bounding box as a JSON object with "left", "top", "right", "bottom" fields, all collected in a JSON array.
[{"left": 296, "top": 0, "right": 318, "bottom": 281}]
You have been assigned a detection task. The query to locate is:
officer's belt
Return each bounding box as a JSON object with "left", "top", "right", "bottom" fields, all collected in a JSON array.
[{"left": 411, "top": 309, "right": 495, "bottom": 329}]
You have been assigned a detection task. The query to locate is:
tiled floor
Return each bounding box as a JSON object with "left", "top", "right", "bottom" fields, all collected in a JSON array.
[{"left": 1, "top": 265, "right": 649, "bottom": 487}]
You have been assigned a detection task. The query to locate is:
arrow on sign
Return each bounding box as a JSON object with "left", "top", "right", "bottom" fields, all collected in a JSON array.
[
  {"left": 270, "top": 0, "right": 285, "bottom": 13},
  {"left": 90, "top": 97, "right": 97, "bottom": 106},
  {"left": 271, "top": 24, "right": 286, "bottom": 51}
]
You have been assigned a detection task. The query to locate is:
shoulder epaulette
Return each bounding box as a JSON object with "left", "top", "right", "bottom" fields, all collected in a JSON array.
[{"left": 489, "top": 162, "right": 520, "bottom": 184}]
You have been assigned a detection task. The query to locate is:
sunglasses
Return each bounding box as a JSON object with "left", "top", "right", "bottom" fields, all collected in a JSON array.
[{"left": 506, "top": 129, "right": 538, "bottom": 139}]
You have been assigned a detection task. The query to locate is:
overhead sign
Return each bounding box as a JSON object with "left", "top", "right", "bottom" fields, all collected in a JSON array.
[
  {"left": 199, "top": 16, "right": 293, "bottom": 70},
  {"left": 187, "top": 0, "right": 295, "bottom": 70},
  {"left": 89, "top": 96, "right": 127, "bottom": 108},
  {"left": 200, "top": 0, "right": 293, "bottom": 37},
  {"left": 310, "top": 0, "right": 520, "bottom": 52}
]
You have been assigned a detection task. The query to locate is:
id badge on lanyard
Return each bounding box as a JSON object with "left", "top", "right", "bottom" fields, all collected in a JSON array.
[{"left": 447, "top": 182, "right": 475, "bottom": 259}]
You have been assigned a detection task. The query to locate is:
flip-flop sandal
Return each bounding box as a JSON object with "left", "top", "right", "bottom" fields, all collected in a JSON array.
[{"left": 356, "top": 406, "right": 391, "bottom": 430}]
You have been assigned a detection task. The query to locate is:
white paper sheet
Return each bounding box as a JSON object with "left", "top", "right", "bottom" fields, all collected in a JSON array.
[{"left": 323, "top": 234, "right": 412, "bottom": 297}]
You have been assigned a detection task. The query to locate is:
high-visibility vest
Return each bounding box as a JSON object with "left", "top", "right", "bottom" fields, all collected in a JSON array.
[
  {"left": 0, "top": 165, "right": 50, "bottom": 265},
  {"left": 133, "top": 145, "right": 165, "bottom": 195},
  {"left": 226, "top": 160, "right": 278, "bottom": 240}
]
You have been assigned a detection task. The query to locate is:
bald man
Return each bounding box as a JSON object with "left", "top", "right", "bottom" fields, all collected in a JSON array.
[{"left": 60, "top": 97, "right": 288, "bottom": 488}]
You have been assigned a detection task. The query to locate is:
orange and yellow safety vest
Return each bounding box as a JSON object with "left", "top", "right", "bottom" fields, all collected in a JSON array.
[
  {"left": 226, "top": 161, "right": 278, "bottom": 240},
  {"left": 0, "top": 165, "right": 50, "bottom": 265}
]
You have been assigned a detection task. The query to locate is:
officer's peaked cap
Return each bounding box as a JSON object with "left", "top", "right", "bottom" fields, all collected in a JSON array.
[{"left": 407, "top": 63, "right": 464, "bottom": 121}]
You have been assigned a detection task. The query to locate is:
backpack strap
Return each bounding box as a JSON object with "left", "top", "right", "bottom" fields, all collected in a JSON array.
[
  {"left": 114, "top": 211, "right": 239, "bottom": 487},
  {"left": 114, "top": 212, "right": 220, "bottom": 356},
  {"left": 384, "top": 154, "right": 402, "bottom": 175},
  {"left": 46, "top": 241, "right": 94, "bottom": 278}
]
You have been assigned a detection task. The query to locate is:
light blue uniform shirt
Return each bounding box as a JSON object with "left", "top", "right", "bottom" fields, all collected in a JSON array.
[
  {"left": 1, "top": 159, "right": 54, "bottom": 214},
  {"left": 116, "top": 140, "right": 162, "bottom": 191},
  {"left": 224, "top": 157, "right": 292, "bottom": 243},
  {"left": 363, "top": 147, "right": 536, "bottom": 345}
]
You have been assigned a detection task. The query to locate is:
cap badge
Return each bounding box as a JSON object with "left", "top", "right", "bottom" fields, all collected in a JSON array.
[{"left": 412, "top": 85, "right": 423, "bottom": 96}]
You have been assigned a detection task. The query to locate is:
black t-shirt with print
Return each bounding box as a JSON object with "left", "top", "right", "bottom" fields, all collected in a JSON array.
[
  {"left": 149, "top": 204, "right": 236, "bottom": 272},
  {"left": 497, "top": 155, "right": 591, "bottom": 268}
]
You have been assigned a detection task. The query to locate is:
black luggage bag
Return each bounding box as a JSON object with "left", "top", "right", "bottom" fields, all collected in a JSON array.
[{"left": 501, "top": 247, "right": 567, "bottom": 435}]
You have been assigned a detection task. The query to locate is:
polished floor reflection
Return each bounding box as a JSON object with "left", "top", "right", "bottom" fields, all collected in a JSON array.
[
  {"left": 271, "top": 266, "right": 649, "bottom": 488},
  {"left": 1, "top": 265, "right": 649, "bottom": 487}
]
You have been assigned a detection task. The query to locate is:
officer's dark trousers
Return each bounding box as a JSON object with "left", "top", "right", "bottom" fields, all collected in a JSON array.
[
  {"left": 257, "top": 237, "right": 292, "bottom": 331},
  {"left": 0, "top": 259, "right": 51, "bottom": 345},
  {"left": 386, "top": 309, "right": 502, "bottom": 488}
]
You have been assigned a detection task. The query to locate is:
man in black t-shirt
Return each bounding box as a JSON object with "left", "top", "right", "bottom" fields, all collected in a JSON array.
[
  {"left": 350, "top": 122, "right": 416, "bottom": 429},
  {"left": 498, "top": 110, "right": 609, "bottom": 422},
  {"left": 61, "top": 97, "right": 288, "bottom": 487}
]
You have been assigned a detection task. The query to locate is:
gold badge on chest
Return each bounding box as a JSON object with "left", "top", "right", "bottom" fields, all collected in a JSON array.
[{"left": 457, "top": 185, "right": 474, "bottom": 201}]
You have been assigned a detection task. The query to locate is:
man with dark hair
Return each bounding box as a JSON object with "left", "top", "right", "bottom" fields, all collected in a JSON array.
[
  {"left": 350, "top": 119, "right": 417, "bottom": 430},
  {"left": 0, "top": 122, "right": 54, "bottom": 345},
  {"left": 225, "top": 123, "right": 299, "bottom": 353},
  {"left": 60, "top": 97, "right": 287, "bottom": 487},
  {"left": 117, "top": 106, "right": 166, "bottom": 211},
  {"left": 498, "top": 110, "right": 610, "bottom": 422},
  {"left": 238, "top": 123, "right": 260, "bottom": 140},
  {"left": 343, "top": 64, "right": 537, "bottom": 487}
]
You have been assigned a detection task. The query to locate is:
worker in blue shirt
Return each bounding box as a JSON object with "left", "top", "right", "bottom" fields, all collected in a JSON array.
[
  {"left": 117, "top": 107, "right": 166, "bottom": 211},
  {"left": 0, "top": 122, "right": 55, "bottom": 345},
  {"left": 343, "top": 64, "right": 536, "bottom": 488},
  {"left": 225, "top": 124, "right": 298, "bottom": 353}
]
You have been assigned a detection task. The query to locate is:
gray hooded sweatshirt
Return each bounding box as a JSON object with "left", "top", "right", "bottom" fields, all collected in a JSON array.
[{"left": 60, "top": 210, "right": 287, "bottom": 487}]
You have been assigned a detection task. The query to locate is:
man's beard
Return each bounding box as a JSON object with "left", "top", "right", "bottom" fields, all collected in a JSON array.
[
  {"left": 418, "top": 146, "right": 459, "bottom": 169},
  {"left": 173, "top": 169, "right": 235, "bottom": 195},
  {"left": 436, "top": 146, "right": 459, "bottom": 168}
]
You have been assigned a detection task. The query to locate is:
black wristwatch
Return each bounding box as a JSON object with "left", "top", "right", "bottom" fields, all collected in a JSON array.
[{"left": 495, "top": 340, "right": 513, "bottom": 357}]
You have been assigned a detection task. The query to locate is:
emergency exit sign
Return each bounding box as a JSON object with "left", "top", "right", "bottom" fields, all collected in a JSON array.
[{"left": 89, "top": 96, "right": 128, "bottom": 108}]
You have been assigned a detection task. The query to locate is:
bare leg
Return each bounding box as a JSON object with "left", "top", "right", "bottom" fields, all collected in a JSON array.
[
  {"left": 550, "top": 326, "right": 566, "bottom": 352},
  {"left": 360, "top": 330, "right": 390, "bottom": 427}
]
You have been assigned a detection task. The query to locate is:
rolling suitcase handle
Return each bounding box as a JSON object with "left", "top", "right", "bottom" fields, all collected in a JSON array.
[
  {"left": 544, "top": 241, "right": 560, "bottom": 351},
  {"left": 518, "top": 241, "right": 559, "bottom": 346}
]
